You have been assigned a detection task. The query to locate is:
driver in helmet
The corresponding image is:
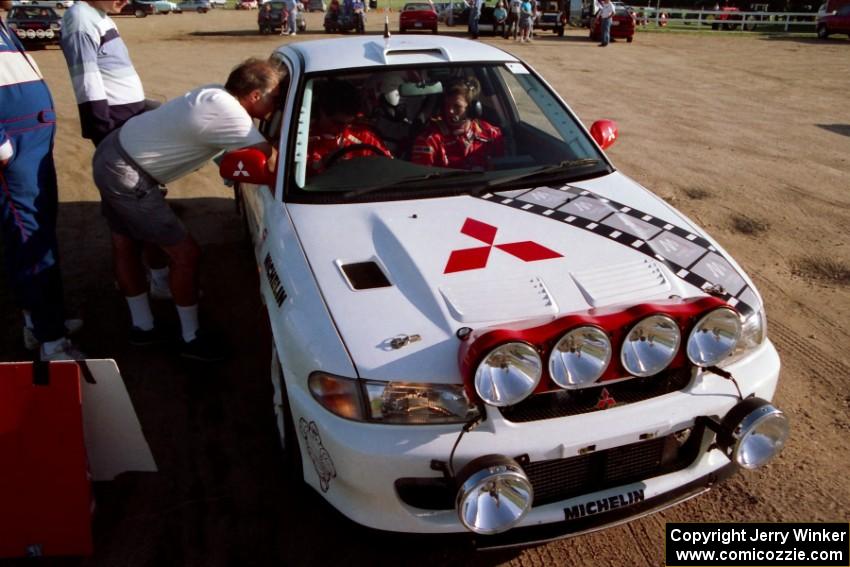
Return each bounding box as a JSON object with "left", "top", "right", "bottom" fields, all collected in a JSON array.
[
  {"left": 411, "top": 76, "right": 503, "bottom": 170},
  {"left": 307, "top": 80, "right": 392, "bottom": 175}
]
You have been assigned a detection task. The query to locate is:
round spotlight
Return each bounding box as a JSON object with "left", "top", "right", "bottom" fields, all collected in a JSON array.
[
  {"left": 719, "top": 397, "right": 789, "bottom": 470},
  {"left": 621, "top": 315, "right": 681, "bottom": 377},
  {"left": 687, "top": 308, "right": 741, "bottom": 367},
  {"left": 474, "top": 342, "right": 542, "bottom": 407},
  {"left": 549, "top": 326, "right": 612, "bottom": 389},
  {"left": 455, "top": 455, "right": 534, "bottom": 534}
]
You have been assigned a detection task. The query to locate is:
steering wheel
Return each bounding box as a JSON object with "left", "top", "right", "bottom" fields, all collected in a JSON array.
[{"left": 322, "top": 143, "right": 386, "bottom": 169}]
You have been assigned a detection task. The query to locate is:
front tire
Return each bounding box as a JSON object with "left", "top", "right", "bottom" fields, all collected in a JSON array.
[
  {"left": 627, "top": 35, "right": 633, "bottom": 42},
  {"left": 136, "top": 8, "right": 147, "bottom": 17},
  {"left": 817, "top": 24, "right": 828, "bottom": 39}
]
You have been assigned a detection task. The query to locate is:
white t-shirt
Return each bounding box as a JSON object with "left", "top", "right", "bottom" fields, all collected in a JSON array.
[
  {"left": 120, "top": 85, "right": 266, "bottom": 184},
  {"left": 599, "top": 1, "right": 615, "bottom": 18}
]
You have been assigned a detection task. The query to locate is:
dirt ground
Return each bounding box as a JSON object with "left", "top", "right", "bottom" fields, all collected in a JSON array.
[{"left": 1, "top": 7, "right": 849, "bottom": 567}]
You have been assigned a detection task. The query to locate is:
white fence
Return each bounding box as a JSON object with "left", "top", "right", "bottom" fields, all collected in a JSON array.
[{"left": 638, "top": 7, "right": 818, "bottom": 31}]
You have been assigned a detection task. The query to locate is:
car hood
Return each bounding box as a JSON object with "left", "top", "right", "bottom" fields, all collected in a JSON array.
[{"left": 287, "top": 171, "right": 760, "bottom": 383}]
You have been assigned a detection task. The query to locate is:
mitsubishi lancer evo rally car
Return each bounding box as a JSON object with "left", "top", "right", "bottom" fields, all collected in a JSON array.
[{"left": 219, "top": 36, "right": 789, "bottom": 547}]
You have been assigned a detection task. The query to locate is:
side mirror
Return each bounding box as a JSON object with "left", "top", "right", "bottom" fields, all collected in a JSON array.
[
  {"left": 590, "top": 119, "right": 618, "bottom": 150},
  {"left": 219, "top": 148, "right": 275, "bottom": 186}
]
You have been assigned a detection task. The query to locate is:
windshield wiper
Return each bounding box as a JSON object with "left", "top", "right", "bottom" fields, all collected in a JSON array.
[
  {"left": 343, "top": 169, "right": 485, "bottom": 198},
  {"left": 475, "top": 159, "right": 602, "bottom": 192}
]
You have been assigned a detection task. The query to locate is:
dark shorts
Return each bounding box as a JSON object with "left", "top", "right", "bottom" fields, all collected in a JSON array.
[{"left": 92, "top": 130, "right": 187, "bottom": 247}]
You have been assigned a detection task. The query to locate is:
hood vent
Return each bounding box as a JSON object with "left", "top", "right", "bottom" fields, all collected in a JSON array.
[
  {"left": 571, "top": 259, "right": 671, "bottom": 307},
  {"left": 337, "top": 260, "right": 392, "bottom": 291}
]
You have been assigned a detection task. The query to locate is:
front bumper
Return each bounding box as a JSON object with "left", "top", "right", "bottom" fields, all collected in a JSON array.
[{"left": 287, "top": 340, "right": 780, "bottom": 538}]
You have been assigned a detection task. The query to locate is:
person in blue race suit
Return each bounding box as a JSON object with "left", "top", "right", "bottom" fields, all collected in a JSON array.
[{"left": 0, "top": 0, "right": 82, "bottom": 360}]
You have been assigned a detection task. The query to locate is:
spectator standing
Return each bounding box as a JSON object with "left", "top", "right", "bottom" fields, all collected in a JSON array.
[
  {"left": 90, "top": 59, "right": 284, "bottom": 361},
  {"left": 493, "top": 0, "right": 508, "bottom": 35},
  {"left": 598, "top": 0, "right": 615, "bottom": 45},
  {"left": 284, "top": 0, "right": 299, "bottom": 35},
  {"left": 0, "top": 1, "right": 82, "bottom": 360},
  {"left": 61, "top": 0, "right": 172, "bottom": 343},
  {"left": 469, "top": 0, "right": 484, "bottom": 38},
  {"left": 518, "top": 0, "right": 534, "bottom": 41},
  {"left": 505, "top": 0, "right": 521, "bottom": 38}
]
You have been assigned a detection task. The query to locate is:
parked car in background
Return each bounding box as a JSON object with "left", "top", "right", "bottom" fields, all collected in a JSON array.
[
  {"left": 399, "top": 1, "right": 438, "bottom": 33},
  {"left": 5, "top": 4, "right": 61, "bottom": 47},
  {"left": 536, "top": 0, "right": 566, "bottom": 35},
  {"left": 135, "top": 0, "right": 177, "bottom": 14},
  {"left": 177, "top": 0, "right": 211, "bottom": 12},
  {"left": 324, "top": 4, "right": 366, "bottom": 32},
  {"left": 304, "top": 0, "right": 327, "bottom": 11},
  {"left": 217, "top": 34, "right": 789, "bottom": 547},
  {"left": 15, "top": 0, "right": 73, "bottom": 8},
  {"left": 237, "top": 0, "right": 259, "bottom": 8},
  {"left": 258, "top": 1, "right": 307, "bottom": 33},
  {"left": 816, "top": 1, "right": 850, "bottom": 37},
  {"left": 118, "top": 0, "right": 157, "bottom": 17},
  {"left": 590, "top": 1, "right": 635, "bottom": 41}
]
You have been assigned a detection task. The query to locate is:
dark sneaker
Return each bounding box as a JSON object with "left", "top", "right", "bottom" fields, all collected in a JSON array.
[
  {"left": 179, "top": 331, "right": 227, "bottom": 362},
  {"left": 129, "top": 326, "right": 166, "bottom": 346}
]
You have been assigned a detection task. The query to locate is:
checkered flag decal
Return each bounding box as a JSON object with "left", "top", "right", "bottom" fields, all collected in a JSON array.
[{"left": 478, "top": 185, "right": 760, "bottom": 317}]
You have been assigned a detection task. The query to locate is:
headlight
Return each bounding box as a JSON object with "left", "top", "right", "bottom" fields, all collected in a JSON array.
[
  {"left": 722, "top": 308, "right": 767, "bottom": 367},
  {"left": 455, "top": 455, "right": 533, "bottom": 534},
  {"left": 51, "top": 22, "right": 61, "bottom": 30},
  {"left": 621, "top": 315, "right": 681, "bottom": 377},
  {"left": 474, "top": 342, "right": 542, "bottom": 407},
  {"left": 687, "top": 307, "right": 741, "bottom": 367},
  {"left": 548, "top": 326, "right": 611, "bottom": 389},
  {"left": 363, "top": 380, "right": 478, "bottom": 424},
  {"left": 308, "top": 372, "right": 479, "bottom": 424},
  {"left": 718, "top": 397, "right": 789, "bottom": 469}
]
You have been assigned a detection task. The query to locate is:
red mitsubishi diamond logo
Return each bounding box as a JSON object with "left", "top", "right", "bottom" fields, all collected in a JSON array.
[
  {"left": 595, "top": 388, "right": 617, "bottom": 410},
  {"left": 444, "top": 218, "right": 563, "bottom": 274}
]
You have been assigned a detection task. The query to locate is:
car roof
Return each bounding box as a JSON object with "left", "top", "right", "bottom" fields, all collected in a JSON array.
[{"left": 281, "top": 35, "right": 518, "bottom": 74}]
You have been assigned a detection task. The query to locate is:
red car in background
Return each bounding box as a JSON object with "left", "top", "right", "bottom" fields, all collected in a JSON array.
[
  {"left": 816, "top": 1, "right": 850, "bottom": 38},
  {"left": 399, "top": 2, "right": 438, "bottom": 33},
  {"left": 590, "top": 2, "right": 636, "bottom": 42},
  {"left": 711, "top": 5, "right": 742, "bottom": 29}
]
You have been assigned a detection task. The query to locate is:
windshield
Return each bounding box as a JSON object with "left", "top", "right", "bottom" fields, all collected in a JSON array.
[{"left": 287, "top": 63, "right": 610, "bottom": 202}]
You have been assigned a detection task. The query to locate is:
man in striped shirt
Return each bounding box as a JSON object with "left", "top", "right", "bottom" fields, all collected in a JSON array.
[
  {"left": 1, "top": 0, "right": 82, "bottom": 360},
  {"left": 61, "top": 0, "right": 173, "bottom": 345},
  {"left": 60, "top": 0, "right": 145, "bottom": 145}
]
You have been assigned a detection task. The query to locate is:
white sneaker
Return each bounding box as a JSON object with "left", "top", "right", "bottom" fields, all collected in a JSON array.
[
  {"left": 39, "top": 337, "right": 86, "bottom": 362},
  {"left": 24, "top": 319, "right": 84, "bottom": 351}
]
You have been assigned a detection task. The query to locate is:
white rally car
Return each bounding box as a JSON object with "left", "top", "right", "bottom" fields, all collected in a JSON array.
[{"left": 219, "top": 35, "right": 789, "bottom": 547}]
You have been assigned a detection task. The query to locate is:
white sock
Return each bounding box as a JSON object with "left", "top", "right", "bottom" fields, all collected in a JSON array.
[
  {"left": 150, "top": 266, "right": 170, "bottom": 290},
  {"left": 23, "top": 310, "right": 33, "bottom": 329},
  {"left": 126, "top": 293, "right": 155, "bottom": 331},
  {"left": 176, "top": 304, "right": 199, "bottom": 343}
]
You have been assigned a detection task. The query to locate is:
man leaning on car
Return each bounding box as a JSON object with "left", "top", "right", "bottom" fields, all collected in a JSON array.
[{"left": 90, "top": 59, "right": 284, "bottom": 361}]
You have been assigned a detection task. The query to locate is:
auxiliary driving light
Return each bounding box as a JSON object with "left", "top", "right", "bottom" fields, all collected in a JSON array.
[
  {"left": 455, "top": 455, "right": 534, "bottom": 535},
  {"left": 474, "top": 342, "right": 542, "bottom": 407},
  {"left": 549, "top": 326, "right": 612, "bottom": 389},
  {"left": 687, "top": 307, "right": 741, "bottom": 367},
  {"left": 718, "top": 397, "right": 789, "bottom": 469},
  {"left": 621, "top": 315, "right": 681, "bottom": 377}
]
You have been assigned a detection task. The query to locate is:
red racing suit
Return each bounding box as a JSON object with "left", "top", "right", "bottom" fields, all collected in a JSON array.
[
  {"left": 307, "top": 121, "right": 392, "bottom": 175},
  {"left": 411, "top": 118, "right": 504, "bottom": 169}
]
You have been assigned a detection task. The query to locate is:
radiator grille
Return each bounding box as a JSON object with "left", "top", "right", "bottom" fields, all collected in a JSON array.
[
  {"left": 525, "top": 428, "right": 699, "bottom": 507},
  {"left": 394, "top": 426, "right": 703, "bottom": 511}
]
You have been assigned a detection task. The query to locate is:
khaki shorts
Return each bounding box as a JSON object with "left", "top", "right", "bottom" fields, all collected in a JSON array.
[{"left": 92, "top": 130, "right": 187, "bottom": 247}]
